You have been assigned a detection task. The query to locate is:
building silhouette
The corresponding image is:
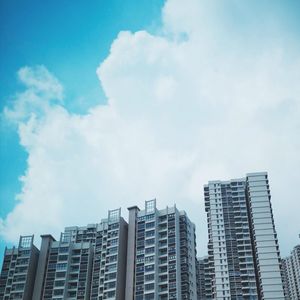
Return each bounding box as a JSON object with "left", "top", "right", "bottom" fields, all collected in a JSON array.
[
  {"left": 0, "top": 201, "right": 197, "bottom": 300},
  {"left": 126, "top": 200, "right": 197, "bottom": 300},
  {"left": 282, "top": 239, "right": 300, "bottom": 300},
  {"left": 0, "top": 173, "right": 289, "bottom": 300},
  {"left": 0, "top": 236, "right": 39, "bottom": 299},
  {"left": 204, "top": 172, "right": 285, "bottom": 299}
]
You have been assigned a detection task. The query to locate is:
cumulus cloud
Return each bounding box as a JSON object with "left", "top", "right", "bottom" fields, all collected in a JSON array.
[
  {"left": 4, "top": 66, "right": 63, "bottom": 123},
  {"left": 1, "top": 0, "right": 300, "bottom": 255}
]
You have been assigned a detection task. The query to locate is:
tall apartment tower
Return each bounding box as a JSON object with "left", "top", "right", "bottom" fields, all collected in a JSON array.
[
  {"left": 0, "top": 203, "right": 197, "bottom": 300},
  {"left": 204, "top": 172, "right": 285, "bottom": 300},
  {"left": 32, "top": 233, "right": 94, "bottom": 299},
  {"left": 32, "top": 209, "right": 128, "bottom": 300},
  {"left": 64, "top": 209, "right": 128, "bottom": 300},
  {"left": 282, "top": 242, "right": 300, "bottom": 300},
  {"left": 125, "top": 199, "right": 197, "bottom": 300},
  {"left": 196, "top": 256, "right": 212, "bottom": 300},
  {"left": 0, "top": 236, "right": 39, "bottom": 300},
  {"left": 196, "top": 258, "right": 202, "bottom": 300}
]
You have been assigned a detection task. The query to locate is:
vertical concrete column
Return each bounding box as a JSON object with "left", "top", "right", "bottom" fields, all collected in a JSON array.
[
  {"left": 246, "top": 172, "right": 285, "bottom": 300},
  {"left": 125, "top": 206, "right": 140, "bottom": 300},
  {"left": 32, "top": 235, "right": 55, "bottom": 300}
]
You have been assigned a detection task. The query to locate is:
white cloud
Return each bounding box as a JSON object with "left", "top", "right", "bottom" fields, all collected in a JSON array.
[
  {"left": 1, "top": 0, "right": 300, "bottom": 256},
  {"left": 3, "top": 66, "right": 63, "bottom": 123},
  {"left": 18, "top": 66, "right": 63, "bottom": 99}
]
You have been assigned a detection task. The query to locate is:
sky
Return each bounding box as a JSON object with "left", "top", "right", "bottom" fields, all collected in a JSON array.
[{"left": 0, "top": 0, "right": 300, "bottom": 264}]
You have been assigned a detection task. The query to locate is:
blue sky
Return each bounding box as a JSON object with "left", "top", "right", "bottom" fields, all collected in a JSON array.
[
  {"left": 0, "top": 0, "right": 164, "bottom": 263},
  {"left": 1, "top": 0, "right": 300, "bottom": 265}
]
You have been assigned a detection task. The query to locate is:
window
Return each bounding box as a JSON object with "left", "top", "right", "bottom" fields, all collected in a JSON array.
[
  {"left": 106, "top": 290, "right": 116, "bottom": 298},
  {"left": 146, "top": 230, "right": 155, "bottom": 238},
  {"left": 145, "top": 256, "right": 154, "bottom": 263},
  {"left": 56, "top": 263, "right": 67, "bottom": 271},
  {"left": 53, "top": 289, "right": 64, "bottom": 296},
  {"left": 146, "top": 200, "right": 156, "bottom": 213},
  {"left": 145, "top": 264, "right": 154, "bottom": 272},
  {"left": 59, "top": 247, "right": 69, "bottom": 253},
  {"left": 145, "top": 283, "right": 154, "bottom": 290},
  {"left": 145, "top": 247, "right": 155, "bottom": 254},
  {"left": 145, "top": 293, "right": 155, "bottom": 300},
  {"left": 145, "top": 274, "right": 154, "bottom": 281},
  {"left": 19, "top": 236, "right": 33, "bottom": 248},
  {"left": 146, "top": 222, "right": 155, "bottom": 229},
  {"left": 146, "top": 239, "right": 155, "bottom": 246}
]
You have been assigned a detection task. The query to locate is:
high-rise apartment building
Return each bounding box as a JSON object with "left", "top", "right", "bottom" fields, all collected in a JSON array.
[
  {"left": 32, "top": 209, "right": 128, "bottom": 300},
  {"left": 5, "top": 186, "right": 289, "bottom": 300},
  {"left": 282, "top": 242, "right": 300, "bottom": 300},
  {"left": 64, "top": 209, "right": 128, "bottom": 300},
  {"left": 32, "top": 233, "right": 94, "bottom": 299},
  {"left": 1, "top": 202, "right": 198, "bottom": 300},
  {"left": 0, "top": 236, "right": 39, "bottom": 300},
  {"left": 246, "top": 173, "right": 285, "bottom": 300},
  {"left": 196, "top": 258, "right": 203, "bottom": 300},
  {"left": 196, "top": 256, "right": 212, "bottom": 300},
  {"left": 125, "top": 199, "right": 197, "bottom": 300},
  {"left": 204, "top": 176, "right": 258, "bottom": 299},
  {"left": 204, "top": 172, "right": 285, "bottom": 300}
]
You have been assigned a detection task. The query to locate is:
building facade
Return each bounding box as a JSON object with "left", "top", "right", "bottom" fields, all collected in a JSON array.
[
  {"left": 34, "top": 234, "right": 94, "bottom": 300},
  {"left": 125, "top": 199, "right": 197, "bottom": 300},
  {"left": 64, "top": 209, "right": 128, "bottom": 300},
  {"left": 204, "top": 172, "right": 285, "bottom": 300},
  {"left": 196, "top": 256, "right": 212, "bottom": 300},
  {"left": 246, "top": 173, "right": 285, "bottom": 300},
  {"left": 31, "top": 209, "right": 128, "bottom": 300},
  {"left": 1, "top": 203, "right": 198, "bottom": 300},
  {"left": 0, "top": 236, "right": 39, "bottom": 300},
  {"left": 282, "top": 243, "right": 300, "bottom": 300}
]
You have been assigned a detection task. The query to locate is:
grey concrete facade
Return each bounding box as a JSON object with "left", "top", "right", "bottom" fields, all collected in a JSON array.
[
  {"left": 282, "top": 242, "right": 300, "bottom": 300},
  {"left": 204, "top": 178, "right": 258, "bottom": 299},
  {"left": 179, "top": 211, "right": 197, "bottom": 300},
  {"left": 125, "top": 206, "right": 140, "bottom": 300},
  {"left": 246, "top": 173, "right": 285, "bottom": 300},
  {"left": 33, "top": 233, "right": 94, "bottom": 300},
  {"left": 0, "top": 209, "right": 128, "bottom": 300},
  {"left": 126, "top": 199, "right": 197, "bottom": 300},
  {"left": 64, "top": 209, "right": 128, "bottom": 300},
  {"left": 204, "top": 172, "right": 285, "bottom": 300},
  {"left": 6, "top": 195, "right": 287, "bottom": 299},
  {"left": 196, "top": 256, "right": 212, "bottom": 300},
  {"left": 0, "top": 235, "right": 39, "bottom": 300},
  {"left": 32, "top": 234, "right": 56, "bottom": 299}
]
